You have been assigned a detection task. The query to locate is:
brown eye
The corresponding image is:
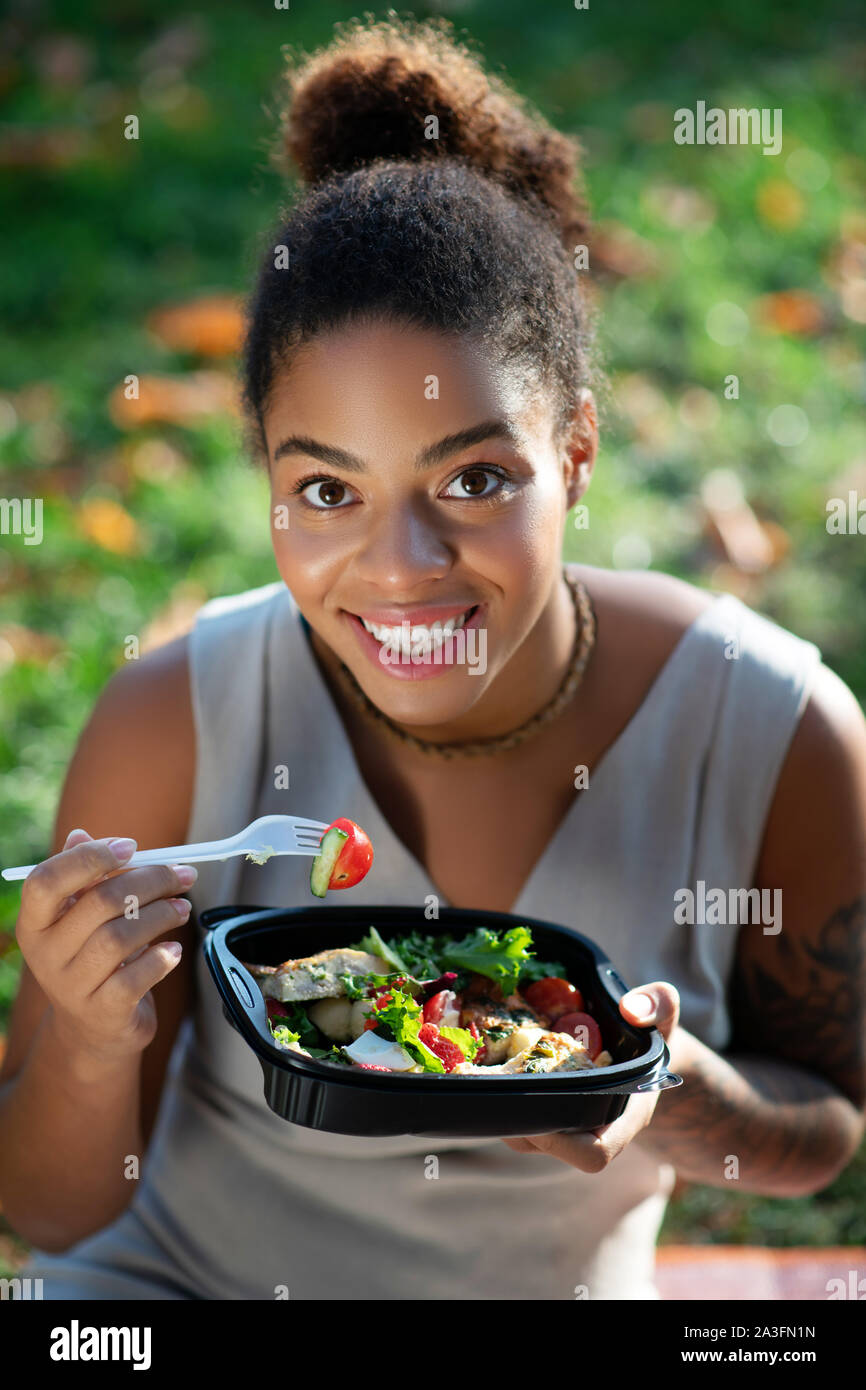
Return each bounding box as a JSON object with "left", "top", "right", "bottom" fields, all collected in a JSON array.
[
  {"left": 443, "top": 467, "right": 502, "bottom": 500},
  {"left": 460, "top": 470, "right": 489, "bottom": 496},
  {"left": 318, "top": 481, "right": 345, "bottom": 505},
  {"left": 300, "top": 478, "right": 352, "bottom": 508}
]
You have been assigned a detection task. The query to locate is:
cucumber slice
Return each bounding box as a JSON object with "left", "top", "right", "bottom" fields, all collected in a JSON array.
[{"left": 310, "top": 825, "right": 349, "bottom": 897}]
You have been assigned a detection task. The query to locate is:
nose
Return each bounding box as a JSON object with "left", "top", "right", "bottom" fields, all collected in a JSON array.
[{"left": 352, "top": 497, "right": 454, "bottom": 592}]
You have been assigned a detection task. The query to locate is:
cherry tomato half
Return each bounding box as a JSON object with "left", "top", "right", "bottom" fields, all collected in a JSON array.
[
  {"left": 555, "top": 1011, "right": 603, "bottom": 1059},
  {"left": 522, "top": 976, "right": 584, "bottom": 1020},
  {"left": 326, "top": 818, "right": 374, "bottom": 889}
]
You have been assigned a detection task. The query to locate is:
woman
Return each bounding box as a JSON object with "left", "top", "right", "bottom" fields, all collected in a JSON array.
[{"left": 2, "top": 16, "right": 864, "bottom": 1301}]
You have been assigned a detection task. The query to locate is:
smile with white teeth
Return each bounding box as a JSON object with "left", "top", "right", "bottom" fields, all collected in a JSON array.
[{"left": 359, "top": 606, "right": 474, "bottom": 651}]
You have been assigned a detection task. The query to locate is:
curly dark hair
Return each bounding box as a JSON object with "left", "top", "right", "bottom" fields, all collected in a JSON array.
[{"left": 242, "top": 12, "right": 596, "bottom": 457}]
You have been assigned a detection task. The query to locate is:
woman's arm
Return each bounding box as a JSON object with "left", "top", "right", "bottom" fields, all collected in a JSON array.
[
  {"left": 636, "top": 662, "right": 866, "bottom": 1195},
  {"left": 505, "top": 663, "right": 866, "bottom": 1189},
  {"left": 0, "top": 637, "right": 196, "bottom": 1251}
]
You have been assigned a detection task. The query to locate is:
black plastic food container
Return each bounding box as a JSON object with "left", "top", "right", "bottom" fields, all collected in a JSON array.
[{"left": 202, "top": 903, "right": 682, "bottom": 1138}]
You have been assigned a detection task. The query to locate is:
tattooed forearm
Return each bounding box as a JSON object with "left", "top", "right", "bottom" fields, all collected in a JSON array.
[
  {"left": 640, "top": 1031, "right": 863, "bottom": 1196},
  {"left": 728, "top": 895, "right": 866, "bottom": 1109},
  {"left": 639, "top": 895, "right": 866, "bottom": 1194}
]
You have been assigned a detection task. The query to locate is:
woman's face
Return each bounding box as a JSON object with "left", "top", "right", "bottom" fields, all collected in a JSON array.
[{"left": 263, "top": 317, "right": 595, "bottom": 734}]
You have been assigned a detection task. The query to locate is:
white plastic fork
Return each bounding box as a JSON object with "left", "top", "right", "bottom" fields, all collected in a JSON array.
[{"left": 1, "top": 814, "right": 331, "bottom": 881}]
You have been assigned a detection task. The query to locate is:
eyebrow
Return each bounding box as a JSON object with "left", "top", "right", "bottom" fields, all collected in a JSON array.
[{"left": 272, "top": 420, "right": 524, "bottom": 473}]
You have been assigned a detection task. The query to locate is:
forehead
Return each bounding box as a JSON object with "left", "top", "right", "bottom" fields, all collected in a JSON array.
[{"left": 264, "top": 317, "right": 553, "bottom": 453}]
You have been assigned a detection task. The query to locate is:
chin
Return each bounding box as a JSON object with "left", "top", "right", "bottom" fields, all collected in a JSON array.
[{"left": 356, "top": 668, "right": 489, "bottom": 728}]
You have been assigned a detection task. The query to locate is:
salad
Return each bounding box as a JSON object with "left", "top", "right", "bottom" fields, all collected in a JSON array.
[{"left": 245, "top": 924, "right": 614, "bottom": 1076}]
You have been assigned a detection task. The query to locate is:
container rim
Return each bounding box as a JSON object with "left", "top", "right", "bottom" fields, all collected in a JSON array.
[{"left": 202, "top": 903, "right": 671, "bottom": 1094}]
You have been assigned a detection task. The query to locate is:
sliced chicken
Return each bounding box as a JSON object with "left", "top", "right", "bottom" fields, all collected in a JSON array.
[
  {"left": 459, "top": 988, "right": 546, "bottom": 1064},
  {"left": 246, "top": 948, "right": 390, "bottom": 1003},
  {"left": 455, "top": 1030, "right": 599, "bottom": 1075}
]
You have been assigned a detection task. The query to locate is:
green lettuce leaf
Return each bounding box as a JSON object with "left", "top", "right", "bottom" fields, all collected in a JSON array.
[
  {"left": 357, "top": 926, "right": 411, "bottom": 973},
  {"left": 268, "top": 1001, "right": 320, "bottom": 1048},
  {"left": 440, "top": 926, "right": 536, "bottom": 996},
  {"left": 439, "top": 1023, "right": 482, "bottom": 1061},
  {"left": 270, "top": 1023, "right": 301, "bottom": 1048}
]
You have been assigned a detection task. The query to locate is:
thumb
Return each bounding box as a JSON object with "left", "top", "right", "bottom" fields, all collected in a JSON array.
[
  {"left": 63, "top": 827, "right": 93, "bottom": 848},
  {"left": 620, "top": 982, "right": 680, "bottom": 1042}
]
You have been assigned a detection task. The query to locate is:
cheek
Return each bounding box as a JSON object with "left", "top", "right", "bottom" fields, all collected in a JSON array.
[
  {"left": 479, "top": 480, "right": 564, "bottom": 570},
  {"left": 269, "top": 490, "right": 357, "bottom": 577}
]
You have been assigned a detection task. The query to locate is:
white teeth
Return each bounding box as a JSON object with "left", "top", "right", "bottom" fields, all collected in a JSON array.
[{"left": 360, "top": 608, "right": 473, "bottom": 649}]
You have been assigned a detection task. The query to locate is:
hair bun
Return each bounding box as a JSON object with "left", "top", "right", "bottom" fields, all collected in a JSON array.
[{"left": 281, "top": 14, "right": 589, "bottom": 249}]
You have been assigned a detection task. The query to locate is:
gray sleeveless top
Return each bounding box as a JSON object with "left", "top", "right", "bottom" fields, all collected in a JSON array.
[{"left": 25, "top": 576, "right": 821, "bottom": 1301}]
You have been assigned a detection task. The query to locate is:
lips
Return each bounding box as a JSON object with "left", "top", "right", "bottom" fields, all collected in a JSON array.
[{"left": 341, "top": 602, "right": 486, "bottom": 682}]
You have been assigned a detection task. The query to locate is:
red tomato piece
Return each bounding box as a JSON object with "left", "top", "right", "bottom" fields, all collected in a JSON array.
[
  {"left": 418, "top": 1022, "right": 465, "bottom": 1072},
  {"left": 555, "top": 1011, "right": 603, "bottom": 1059},
  {"left": 324, "top": 818, "right": 374, "bottom": 890},
  {"left": 522, "top": 976, "right": 584, "bottom": 1020},
  {"left": 362, "top": 993, "right": 391, "bottom": 1031},
  {"left": 266, "top": 999, "right": 292, "bottom": 1023}
]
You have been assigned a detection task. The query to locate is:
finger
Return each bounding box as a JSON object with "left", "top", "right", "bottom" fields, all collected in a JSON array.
[
  {"left": 66, "top": 898, "right": 192, "bottom": 992},
  {"left": 503, "top": 1094, "right": 658, "bottom": 1170},
  {"left": 20, "top": 836, "right": 140, "bottom": 930},
  {"left": 93, "top": 939, "right": 184, "bottom": 1016},
  {"left": 620, "top": 981, "right": 681, "bottom": 1041},
  {"left": 527, "top": 1119, "right": 639, "bottom": 1172},
  {"left": 55, "top": 829, "right": 95, "bottom": 915},
  {"left": 501, "top": 1137, "right": 541, "bottom": 1153},
  {"left": 37, "top": 862, "right": 196, "bottom": 965}
]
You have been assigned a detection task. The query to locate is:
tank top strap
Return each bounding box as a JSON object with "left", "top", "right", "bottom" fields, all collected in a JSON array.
[
  {"left": 672, "top": 592, "right": 822, "bottom": 886},
  {"left": 185, "top": 579, "right": 288, "bottom": 910}
]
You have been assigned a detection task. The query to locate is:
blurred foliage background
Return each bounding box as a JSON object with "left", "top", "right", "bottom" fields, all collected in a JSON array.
[{"left": 1, "top": 0, "right": 865, "bottom": 1273}]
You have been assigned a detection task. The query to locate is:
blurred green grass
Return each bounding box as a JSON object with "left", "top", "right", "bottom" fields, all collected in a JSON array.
[{"left": 1, "top": 0, "right": 865, "bottom": 1269}]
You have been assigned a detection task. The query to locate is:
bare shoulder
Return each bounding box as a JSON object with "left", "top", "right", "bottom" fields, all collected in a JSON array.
[
  {"left": 568, "top": 563, "right": 714, "bottom": 631},
  {"left": 758, "top": 658, "right": 866, "bottom": 884},
  {"left": 566, "top": 563, "right": 716, "bottom": 668},
  {"left": 59, "top": 632, "right": 195, "bottom": 849}
]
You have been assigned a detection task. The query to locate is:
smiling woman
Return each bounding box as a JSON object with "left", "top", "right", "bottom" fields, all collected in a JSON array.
[{"left": 4, "top": 12, "right": 865, "bottom": 1305}]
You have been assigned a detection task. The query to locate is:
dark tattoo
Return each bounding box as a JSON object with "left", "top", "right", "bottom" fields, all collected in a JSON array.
[
  {"left": 644, "top": 1042, "right": 853, "bottom": 1195},
  {"left": 641, "top": 897, "right": 866, "bottom": 1194},
  {"left": 728, "top": 895, "right": 866, "bottom": 1109}
]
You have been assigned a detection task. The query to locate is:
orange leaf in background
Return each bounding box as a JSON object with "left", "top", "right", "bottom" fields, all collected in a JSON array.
[
  {"left": 37, "top": 464, "right": 90, "bottom": 498},
  {"left": 108, "top": 371, "right": 239, "bottom": 428},
  {"left": 591, "top": 221, "right": 660, "bottom": 279},
  {"left": 147, "top": 294, "right": 244, "bottom": 357},
  {"left": 754, "top": 290, "right": 828, "bottom": 337},
  {"left": 760, "top": 519, "right": 792, "bottom": 566},
  {"left": 0, "top": 623, "right": 64, "bottom": 669},
  {"left": 756, "top": 180, "right": 805, "bottom": 230},
  {"left": 77, "top": 497, "right": 141, "bottom": 555},
  {"left": 700, "top": 470, "right": 776, "bottom": 575},
  {"left": 0, "top": 126, "right": 89, "bottom": 168}
]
